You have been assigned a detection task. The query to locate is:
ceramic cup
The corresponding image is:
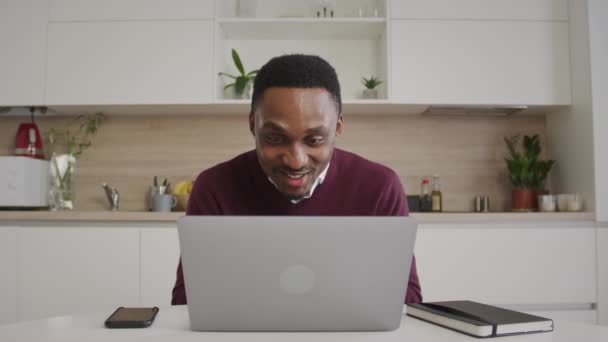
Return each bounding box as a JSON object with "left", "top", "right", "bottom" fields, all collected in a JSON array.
[
  {"left": 567, "top": 194, "right": 583, "bottom": 211},
  {"left": 557, "top": 194, "right": 571, "bottom": 212},
  {"left": 538, "top": 195, "right": 557, "bottom": 212},
  {"left": 151, "top": 194, "right": 177, "bottom": 212}
]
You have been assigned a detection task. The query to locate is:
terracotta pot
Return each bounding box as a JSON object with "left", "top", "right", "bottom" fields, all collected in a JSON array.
[{"left": 511, "top": 188, "right": 538, "bottom": 212}]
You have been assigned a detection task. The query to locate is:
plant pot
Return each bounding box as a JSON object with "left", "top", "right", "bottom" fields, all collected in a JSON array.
[
  {"left": 225, "top": 81, "right": 253, "bottom": 100},
  {"left": 362, "top": 89, "right": 378, "bottom": 99},
  {"left": 512, "top": 188, "right": 545, "bottom": 212}
]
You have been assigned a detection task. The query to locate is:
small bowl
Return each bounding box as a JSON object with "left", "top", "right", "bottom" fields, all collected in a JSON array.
[
  {"left": 538, "top": 195, "right": 557, "bottom": 212},
  {"left": 175, "top": 194, "right": 190, "bottom": 212}
]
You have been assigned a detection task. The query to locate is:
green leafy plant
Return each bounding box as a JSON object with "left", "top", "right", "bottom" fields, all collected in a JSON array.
[
  {"left": 218, "top": 49, "right": 258, "bottom": 95},
  {"left": 44, "top": 112, "right": 105, "bottom": 208},
  {"left": 361, "top": 76, "right": 383, "bottom": 90},
  {"left": 45, "top": 112, "right": 105, "bottom": 157},
  {"left": 504, "top": 134, "right": 555, "bottom": 189}
]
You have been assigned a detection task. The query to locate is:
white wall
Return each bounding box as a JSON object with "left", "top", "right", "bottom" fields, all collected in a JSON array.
[
  {"left": 546, "top": 0, "right": 595, "bottom": 212},
  {"left": 588, "top": 0, "right": 608, "bottom": 326},
  {"left": 588, "top": 0, "right": 608, "bottom": 222}
]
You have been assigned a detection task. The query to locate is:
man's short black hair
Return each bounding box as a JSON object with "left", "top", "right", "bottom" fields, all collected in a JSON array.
[{"left": 251, "top": 54, "right": 342, "bottom": 115}]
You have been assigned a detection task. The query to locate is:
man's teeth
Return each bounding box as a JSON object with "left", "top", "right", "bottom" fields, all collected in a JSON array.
[{"left": 286, "top": 173, "right": 305, "bottom": 179}]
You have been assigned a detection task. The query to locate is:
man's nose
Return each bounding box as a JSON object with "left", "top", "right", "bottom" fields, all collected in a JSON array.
[{"left": 282, "top": 144, "right": 308, "bottom": 170}]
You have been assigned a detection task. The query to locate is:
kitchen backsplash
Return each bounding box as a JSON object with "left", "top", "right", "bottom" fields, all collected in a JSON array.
[{"left": 0, "top": 113, "right": 546, "bottom": 212}]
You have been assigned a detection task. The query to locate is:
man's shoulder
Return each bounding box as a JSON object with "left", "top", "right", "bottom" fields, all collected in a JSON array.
[
  {"left": 332, "top": 149, "right": 406, "bottom": 216},
  {"left": 194, "top": 150, "right": 256, "bottom": 189},
  {"left": 334, "top": 148, "right": 399, "bottom": 181}
]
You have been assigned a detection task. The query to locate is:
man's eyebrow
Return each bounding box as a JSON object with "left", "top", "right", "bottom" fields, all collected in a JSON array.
[
  {"left": 305, "top": 126, "right": 328, "bottom": 135},
  {"left": 261, "top": 121, "right": 287, "bottom": 132}
]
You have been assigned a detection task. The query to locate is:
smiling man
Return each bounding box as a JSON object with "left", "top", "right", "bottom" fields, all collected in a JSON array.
[{"left": 171, "top": 54, "right": 422, "bottom": 305}]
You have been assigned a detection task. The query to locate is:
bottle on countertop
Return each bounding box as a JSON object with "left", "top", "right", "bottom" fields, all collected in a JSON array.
[
  {"left": 420, "top": 178, "right": 432, "bottom": 212},
  {"left": 431, "top": 174, "right": 443, "bottom": 212}
]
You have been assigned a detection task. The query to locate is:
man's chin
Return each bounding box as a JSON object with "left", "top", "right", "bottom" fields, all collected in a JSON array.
[
  {"left": 278, "top": 187, "right": 311, "bottom": 202},
  {"left": 281, "top": 191, "right": 307, "bottom": 202}
]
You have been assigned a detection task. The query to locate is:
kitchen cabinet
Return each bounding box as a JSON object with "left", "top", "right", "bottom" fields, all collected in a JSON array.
[
  {"left": 0, "top": 218, "right": 600, "bottom": 324},
  {"left": 140, "top": 227, "right": 180, "bottom": 306},
  {"left": 0, "top": 227, "right": 17, "bottom": 325},
  {"left": 390, "top": 20, "right": 571, "bottom": 105},
  {"left": 598, "top": 226, "right": 608, "bottom": 325},
  {"left": 0, "top": 0, "right": 48, "bottom": 106},
  {"left": 50, "top": 0, "right": 214, "bottom": 21},
  {"left": 389, "top": 0, "right": 567, "bottom": 20},
  {"left": 46, "top": 20, "right": 214, "bottom": 105},
  {"left": 17, "top": 227, "right": 140, "bottom": 321},
  {"left": 414, "top": 224, "right": 597, "bottom": 323}
]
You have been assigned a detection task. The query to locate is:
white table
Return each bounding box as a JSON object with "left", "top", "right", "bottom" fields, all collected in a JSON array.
[{"left": 1, "top": 306, "right": 607, "bottom": 342}]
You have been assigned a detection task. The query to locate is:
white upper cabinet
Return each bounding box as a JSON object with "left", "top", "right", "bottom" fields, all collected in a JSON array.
[
  {"left": 46, "top": 21, "right": 214, "bottom": 105},
  {"left": 390, "top": 20, "right": 571, "bottom": 105},
  {"left": 50, "top": 0, "right": 215, "bottom": 21},
  {"left": 390, "top": 0, "right": 567, "bottom": 20},
  {"left": 0, "top": 0, "right": 47, "bottom": 106}
]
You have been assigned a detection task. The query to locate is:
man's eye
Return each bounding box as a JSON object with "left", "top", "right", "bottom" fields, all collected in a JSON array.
[
  {"left": 307, "top": 136, "right": 325, "bottom": 145},
  {"left": 265, "top": 135, "right": 284, "bottom": 144}
]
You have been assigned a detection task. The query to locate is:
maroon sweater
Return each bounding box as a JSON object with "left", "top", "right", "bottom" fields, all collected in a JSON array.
[{"left": 171, "top": 148, "right": 422, "bottom": 305}]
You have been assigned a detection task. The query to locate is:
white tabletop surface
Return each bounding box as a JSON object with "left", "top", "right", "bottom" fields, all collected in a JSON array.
[{"left": 1, "top": 306, "right": 607, "bottom": 342}]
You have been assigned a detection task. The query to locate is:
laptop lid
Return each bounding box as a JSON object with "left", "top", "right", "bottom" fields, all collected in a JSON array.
[{"left": 177, "top": 216, "right": 417, "bottom": 332}]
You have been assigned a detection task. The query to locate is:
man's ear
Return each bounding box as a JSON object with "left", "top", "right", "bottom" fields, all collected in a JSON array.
[
  {"left": 335, "top": 114, "right": 343, "bottom": 137},
  {"left": 249, "top": 111, "right": 255, "bottom": 136}
]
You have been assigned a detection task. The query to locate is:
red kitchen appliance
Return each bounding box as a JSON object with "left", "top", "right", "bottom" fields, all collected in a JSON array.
[{"left": 14, "top": 107, "right": 44, "bottom": 159}]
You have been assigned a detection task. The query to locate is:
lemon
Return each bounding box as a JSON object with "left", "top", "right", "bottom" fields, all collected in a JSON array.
[{"left": 172, "top": 181, "right": 192, "bottom": 195}]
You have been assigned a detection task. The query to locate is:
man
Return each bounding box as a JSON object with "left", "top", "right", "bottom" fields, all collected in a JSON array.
[{"left": 171, "top": 54, "right": 422, "bottom": 305}]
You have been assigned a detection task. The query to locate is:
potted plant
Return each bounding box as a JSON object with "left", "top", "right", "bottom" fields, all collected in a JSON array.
[
  {"left": 45, "top": 112, "right": 105, "bottom": 210},
  {"left": 219, "top": 49, "right": 258, "bottom": 99},
  {"left": 361, "top": 76, "right": 383, "bottom": 99},
  {"left": 504, "top": 134, "right": 555, "bottom": 212}
]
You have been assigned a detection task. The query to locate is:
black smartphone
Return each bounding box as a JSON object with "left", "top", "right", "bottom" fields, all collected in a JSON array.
[{"left": 104, "top": 307, "right": 159, "bottom": 328}]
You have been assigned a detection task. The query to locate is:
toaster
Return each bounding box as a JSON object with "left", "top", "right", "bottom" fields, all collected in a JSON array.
[{"left": 0, "top": 156, "right": 49, "bottom": 208}]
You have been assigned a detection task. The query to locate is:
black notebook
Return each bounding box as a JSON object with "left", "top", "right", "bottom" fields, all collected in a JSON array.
[{"left": 406, "top": 300, "right": 554, "bottom": 338}]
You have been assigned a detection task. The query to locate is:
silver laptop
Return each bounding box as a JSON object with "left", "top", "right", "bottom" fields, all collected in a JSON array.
[{"left": 177, "top": 216, "right": 418, "bottom": 332}]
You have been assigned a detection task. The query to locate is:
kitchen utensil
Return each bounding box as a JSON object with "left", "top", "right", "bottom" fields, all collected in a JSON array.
[
  {"left": 0, "top": 156, "right": 49, "bottom": 208},
  {"left": 14, "top": 107, "right": 44, "bottom": 159},
  {"left": 557, "top": 194, "right": 570, "bottom": 211},
  {"left": 474, "top": 194, "right": 482, "bottom": 212},
  {"left": 407, "top": 195, "right": 420, "bottom": 212},
  {"left": 151, "top": 194, "right": 177, "bottom": 212},
  {"left": 538, "top": 195, "right": 556, "bottom": 212},
  {"left": 567, "top": 194, "right": 583, "bottom": 211}
]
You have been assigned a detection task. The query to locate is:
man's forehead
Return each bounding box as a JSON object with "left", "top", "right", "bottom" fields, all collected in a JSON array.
[{"left": 257, "top": 87, "right": 338, "bottom": 116}]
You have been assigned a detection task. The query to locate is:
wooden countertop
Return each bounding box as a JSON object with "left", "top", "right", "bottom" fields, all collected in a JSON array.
[{"left": 0, "top": 211, "right": 596, "bottom": 224}]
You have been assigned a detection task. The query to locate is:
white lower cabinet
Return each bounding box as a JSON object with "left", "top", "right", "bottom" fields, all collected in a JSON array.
[
  {"left": 140, "top": 227, "right": 180, "bottom": 306},
  {"left": 598, "top": 226, "right": 608, "bottom": 325},
  {"left": 415, "top": 224, "right": 598, "bottom": 323},
  {"left": 3, "top": 222, "right": 600, "bottom": 324},
  {"left": 0, "top": 227, "right": 17, "bottom": 325},
  {"left": 17, "top": 227, "right": 140, "bottom": 321}
]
